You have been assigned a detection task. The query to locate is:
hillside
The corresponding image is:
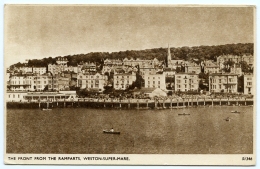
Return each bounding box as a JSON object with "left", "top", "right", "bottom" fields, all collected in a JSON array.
[{"left": 10, "top": 43, "right": 253, "bottom": 68}]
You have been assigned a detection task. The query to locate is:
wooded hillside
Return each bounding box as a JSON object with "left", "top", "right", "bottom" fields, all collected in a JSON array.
[{"left": 10, "top": 43, "right": 253, "bottom": 68}]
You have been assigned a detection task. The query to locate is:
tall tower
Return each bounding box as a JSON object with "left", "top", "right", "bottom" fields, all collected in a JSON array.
[{"left": 167, "top": 44, "right": 171, "bottom": 68}]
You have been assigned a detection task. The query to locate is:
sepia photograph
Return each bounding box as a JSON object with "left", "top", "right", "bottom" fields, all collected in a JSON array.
[{"left": 4, "top": 4, "right": 256, "bottom": 165}]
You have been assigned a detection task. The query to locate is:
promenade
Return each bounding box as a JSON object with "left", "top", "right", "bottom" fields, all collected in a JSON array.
[{"left": 7, "top": 97, "right": 254, "bottom": 109}]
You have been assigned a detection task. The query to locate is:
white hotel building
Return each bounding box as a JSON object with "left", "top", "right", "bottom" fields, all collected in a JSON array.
[
  {"left": 174, "top": 73, "right": 199, "bottom": 92},
  {"left": 144, "top": 73, "right": 166, "bottom": 90}
]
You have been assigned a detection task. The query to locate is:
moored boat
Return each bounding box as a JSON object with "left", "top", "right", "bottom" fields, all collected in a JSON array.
[
  {"left": 178, "top": 113, "right": 190, "bottom": 116},
  {"left": 231, "top": 111, "right": 240, "bottom": 113},
  {"left": 225, "top": 117, "right": 231, "bottom": 121},
  {"left": 42, "top": 108, "right": 52, "bottom": 111},
  {"left": 103, "top": 130, "right": 120, "bottom": 134}
]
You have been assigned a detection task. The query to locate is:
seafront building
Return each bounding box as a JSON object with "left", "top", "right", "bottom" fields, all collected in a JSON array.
[
  {"left": 35, "top": 73, "right": 49, "bottom": 91},
  {"left": 244, "top": 74, "right": 254, "bottom": 94},
  {"left": 209, "top": 73, "right": 238, "bottom": 93},
  {"left": 113, "top": 72, "right": 136, "bottom": 90},
  {"left": 77, "top": 72, "right": 107, "bottom": 92},
  {"left": 144, "top": 72, "right": 166, "bottom": 90},
  {"left": 174, "top": 73, "right": 199, "bottom": 92},
  {"left": 9, "top": 73, "right": 36, "bottom": 91},
  {"left": 6, "top": 45, "right": 255, "bottom": 96}
]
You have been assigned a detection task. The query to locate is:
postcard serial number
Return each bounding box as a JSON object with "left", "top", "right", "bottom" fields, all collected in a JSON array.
[{"left": 242, "top": 157, "right": 252, "bottom": 161}]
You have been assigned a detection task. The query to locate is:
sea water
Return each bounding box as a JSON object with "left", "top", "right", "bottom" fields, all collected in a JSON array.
[{"left": 6, "top": 106, "right": 253, "bottom": 154}]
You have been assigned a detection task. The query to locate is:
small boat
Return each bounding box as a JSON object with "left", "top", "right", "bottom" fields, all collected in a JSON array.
[
  {"left": 225, "top": 117, "right": 231, "bottom": 121},
  {"left": 42, "top": 108, "right": 52, "bottom": 111},
  {"left": 103, "top": 130, "right": 120, "bottom": 134},
  {"left": 231, "top": 111, "right": 240, "bottom": 113},
  {"left": 178, "top": 113, "right": 190, "bottom": 116}
]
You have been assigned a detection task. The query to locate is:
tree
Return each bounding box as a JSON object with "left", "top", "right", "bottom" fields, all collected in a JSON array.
[
  {"left": 239, "top": 61, "right": 253, "bottom": 73},
  {"left": 135, "top": 73, "right": 144, "bottom": 89},
  {"left": 198, "top": 72, "right": 209, "bottom": 91},
  {"left": 103, "top": 85, "right": 115, "bottom": 94},
  {"left": 237, "top": 75, "right": 244, "bottom": 93},
  {"left": 166, "top": 77, "right": 174, "bottom": 90},
  {"left": 43, "top": 85, "right": 48, "bottom": 91},
  {"left": 199, "top": 80, "right": 209, "bottom": 91}
]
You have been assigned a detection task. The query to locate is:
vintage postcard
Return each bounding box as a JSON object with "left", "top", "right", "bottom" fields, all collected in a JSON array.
[{"left": 4, "top": 5, "right": 256, "bottom": 165}]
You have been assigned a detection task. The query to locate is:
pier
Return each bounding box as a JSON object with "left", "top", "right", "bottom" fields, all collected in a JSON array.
[{"left": 7, "top": 98, "right": 254, "bottom": 109}]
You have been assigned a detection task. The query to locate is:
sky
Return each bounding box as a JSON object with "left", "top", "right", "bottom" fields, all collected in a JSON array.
[{"left": 4, "top": 5, "right": 254, "bottom": 67}]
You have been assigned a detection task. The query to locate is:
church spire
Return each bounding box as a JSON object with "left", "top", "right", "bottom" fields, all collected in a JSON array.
[
  {"left": 167, "top": 44, "right": 171, "bottom": 61},
  {"left": 167, "top": 44, "right": 171, "bottom": 68}
]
